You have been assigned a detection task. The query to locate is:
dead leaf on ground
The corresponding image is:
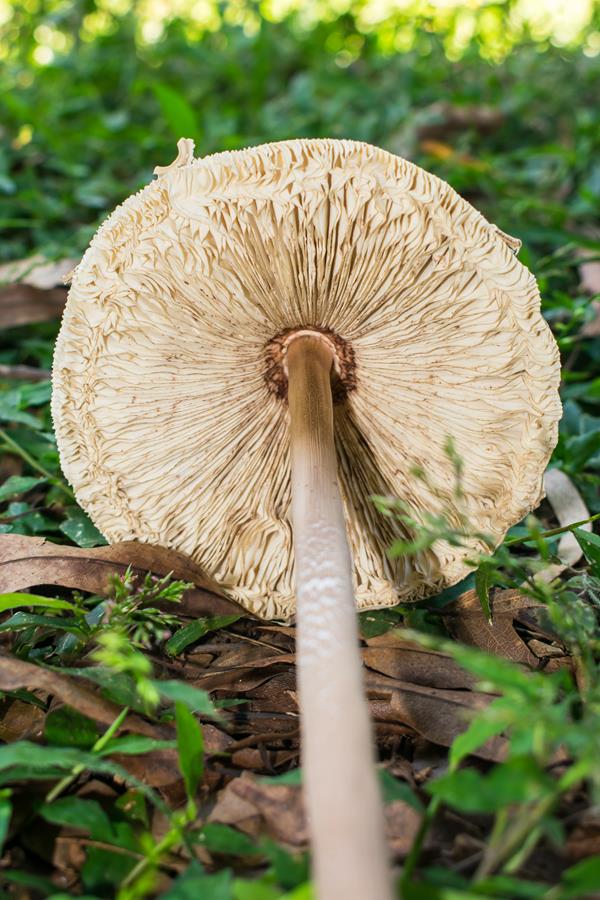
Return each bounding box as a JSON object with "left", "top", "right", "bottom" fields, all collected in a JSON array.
[
  {"left": 0, "top": 284, "right": 68, "bottom": 329},
  {"left": 0, "top": 535, "right": 240, "bottom": 617},
  {"left": 363, "top": 635, "right": 476, "bottom": 690},
  {"left": 0, "top": 650, "right": 170, "bottom": 739},
  {"left": 443, "top": 588, "right": 568, "bottom": 668},
  {"left": 0, "top": 255, "right": 77, "bottom": 289},
  {"left": 210, "top": 770, "right": 422, "bottom": 859},
  {"left": 0, "top": 255, "right": 75, "bottom": 329},
  {"left": 370, "top": 676, "right": 506, "bottom": 762}
]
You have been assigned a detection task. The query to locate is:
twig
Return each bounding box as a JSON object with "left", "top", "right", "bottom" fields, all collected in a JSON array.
[
  {"left": 504, "top": 512, "right": 600, "bottom": 545},
  {"left": 0, "top": 364, "right": 51, "bottom": 382}
]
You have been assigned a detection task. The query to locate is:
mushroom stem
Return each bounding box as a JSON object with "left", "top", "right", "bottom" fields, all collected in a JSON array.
[{"left": 287, "top": 335, "right": 392, "bottom": 900}]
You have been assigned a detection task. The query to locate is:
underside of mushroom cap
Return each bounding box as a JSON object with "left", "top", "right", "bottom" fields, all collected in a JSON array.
[{"left": 52, "top": 138, "right": 561, "bottom": 621}]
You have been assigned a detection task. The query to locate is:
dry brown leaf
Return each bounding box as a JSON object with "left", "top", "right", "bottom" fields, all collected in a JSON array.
[
  {"left": 363, "top": 638, "right": 476, "bottom": 690},
  {"left": 371, "top": 677, "right": 506, "bottom": 762},
  {"left": 0, "top": 283, "right": 67, "bottom": 328},
  {"left": 385, "top": 800, "right": 423, "bottom": 858},
  {"left": 443, "top": 589, "right": 544, "bottom": 667},
  {"left": 0, "top": 651, "right": 170, "bottom": 739},
  {"left": 0, "top": 255, "right": 77, "bottom": 289},
  {"left": 0, "top": 698, "right": 45, "bottom": 742},
  {"left": 210, "top": 772, "right": 307, "bottom": 847},
  {"left": 0, "top": 535, "right": 240, "bottom": 617}
]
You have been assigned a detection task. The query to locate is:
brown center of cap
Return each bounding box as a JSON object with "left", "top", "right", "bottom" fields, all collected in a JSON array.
[{"left": 264, "top": 326, "right": 356, "bottom": 403}]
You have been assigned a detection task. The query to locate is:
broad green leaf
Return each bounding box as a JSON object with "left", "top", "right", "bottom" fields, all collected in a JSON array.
[
  {"left": 45, "top": 706, "right": 98, "bottom": 749},
  {"left": 154, "top": 679, "right": 220, "bottom": 719},
  {"left": 561, "top": 855, "right": 600, "bottom": 898},
  {"left": 378, "top": 769, "right": 423, "bottom": 811},
  {"left": 427, "top": 757, "right": 554, "bottom": 814},
  {"left": 474, "top": 564, "right": 493, "bottom": 623},
  {"left": 262, "top": 841, "right": 309, "bottom": 891},
  {"left": 152, "top": 83, "right": 199, "bottom": 140},
  {"left": 0, "top": 475, "right": 46, "bottom": 502},
  {"left": 0, "top": 593, "right": 76, "bottom": 613},
  {"left": 40, "top": 797, "right": 114, "bottom": 842},
  {"left": 358, "top": 608, "right": 403, "bottom": 638},
  {"left": 261, "top": 769, "right": 302, "bottom": 786},
  {"left": 573, "top": 527, "right": 600, "bottom": 569},
  {"left": 195, "top": 823, "right": 259, "bottom": 857},
  {"left": 175, "top": 702, "right": 204, "bottom": 800},
  {"left": 163, "top": 863, "right": 232, "bottom": 900},
  {"left": 98, "top": 735, "right": 176, "bottom": 756},
  {"left": 0, "top": 794, "right": 11, "bottom": 854},
  {"left": 166, "top": 615, "right": 240, "bottom": 656},
  {"left": 449, "top": 700, "right": 510, "bottom": 770},
  {"left": 82, "top": 845, "right": 136, "bottom": 891},
  {"left": 0, "top": 612, "right": 84, "bottom": 634},
  {"left": 54, "top": 666, "right": 141, "bottom": 709},
  {"left": 0, "top": 741, "right": 163, "bottom": 808},
  {"left": 233, "top": 879, "right": 281, "bottom": 900},
  {"left": 59, "top": 507, "right": 107, "bottom": 547}
]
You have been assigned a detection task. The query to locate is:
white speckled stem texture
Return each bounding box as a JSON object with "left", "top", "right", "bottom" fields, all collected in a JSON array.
[{"left": 287, "top": 336, "right": 393, "bottom": 900}]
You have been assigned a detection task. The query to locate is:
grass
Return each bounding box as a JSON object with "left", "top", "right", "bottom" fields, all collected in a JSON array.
[{"left": 0, "top": 2, "right": 600, "bottom": 897}]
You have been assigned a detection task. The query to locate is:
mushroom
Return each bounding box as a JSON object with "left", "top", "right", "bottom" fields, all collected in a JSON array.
[{"left": 52, "top": 138, "right": 561, "bottom": 899}]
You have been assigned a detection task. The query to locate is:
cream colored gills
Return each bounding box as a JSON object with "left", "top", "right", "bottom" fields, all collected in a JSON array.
[{"left": 52, "top": 138, "right": 561, "bottom": 900}]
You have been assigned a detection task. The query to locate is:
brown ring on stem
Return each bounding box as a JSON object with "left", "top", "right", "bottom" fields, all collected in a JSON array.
[
  {"left": 286, "top": 334, "right": 392, "bottom": 900},
  {"left": 264, "top": 326, "right": 356, "bottom": 403}
]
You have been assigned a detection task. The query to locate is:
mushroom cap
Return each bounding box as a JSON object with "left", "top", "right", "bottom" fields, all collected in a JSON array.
[{"left": 52, "top": 138, "right": 561, "bottom": 621}]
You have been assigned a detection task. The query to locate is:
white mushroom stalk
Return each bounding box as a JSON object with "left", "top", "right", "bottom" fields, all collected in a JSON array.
[
  {"left": 52, "top": 138, "right": 562, "bottom": 900},
  {"left": 287, "top": 333, "right": 392, "bottom": 899}
]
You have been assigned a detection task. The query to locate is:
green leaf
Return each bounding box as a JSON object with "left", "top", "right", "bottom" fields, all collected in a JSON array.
[
  {"left": 0, "top": 593, "right": 76, "bottom": 613},
  {"left": 449, "top": 700, "right": 509, "bottom": 770},
  {"left": 0, "top": 741, "right": 163, "bottom": 808},
  {"left": 262, "top": 841, "right": 309, "bottom": 891},
  {"left": 233, "top": 879, "right": 281, "bottom": 900},
  {"left": 0, "top": 611, "right": 84, "bottom": 634},
  {"left": 166, "top": 615, "right": 240, "bottom": 656},
  {"left": 152, "top": 83, "right": 199, "bottom": 140},
  {"left": 474, "top": 564, "right": 493, "bottom": 623},
  {"left": 378, "top": 769, "right": 423, "bottom": 811},
  {"left": 561, "top": 855, "right": 600, "bottom": 898},
  {"left": 427, "top": 757, "right": 554, "bottom": 814},
  {"left": 175, "top": 702, "right": 204, "bottom": 800},
  {"left": 40, "top": 797, "right": 114, "bottom": 842},
  {"left": 261, "top": 769, "right": 302, "bottom": 786},
  {"left": 154, "top": 679, "right": 220, "bottom": 719},
  {"left": 194, "top": 823, "right": 259, "bottom": 857},
  {"left": 0, "top": 794, "right": 12, "bottom": 854},
  {"left": 98, "top": 735, "right": 176, "bottom": 756},
  {"left": 163, "top": 862, "right": 232, "bottom": 899},
  {"left": 82, "top": 845, "right": 136, "bottom": 891},
  {"left": 59, "top": 507, "right": 107, "bottom": 548},
  {"left": 45, "top": 706, "right": 99, "bottom": 749},
  {"left": 573, "top": 527, "right": 600, "bottom": 569},
  {"left": 358, "top": 608, "right": 403, "bottom": 638},
  {"left": 0, "top": 475, "right": 46, "bottom": 502}
]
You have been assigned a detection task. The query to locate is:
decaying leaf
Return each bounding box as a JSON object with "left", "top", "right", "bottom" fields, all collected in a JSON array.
[
  {"left": 0, "top": 651, "right": 170, "bottom": 739},
  {"left": 0, "top": 256, "right": 76, "bottom": 329},
  {"left": 443, "top": 589, "right": 568, "bottom": 668},
  {"left": 0, "top": 284, "right": 68, "bottom": 329},
  {"left": 363, "top": 634, "right": 476, "bottom": 690},
  {"left": 0, "top": 255, "right": 77, "bottom": 289},
  {"left": 0, "top": 535, "right": 239, "bottom": 616}
]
